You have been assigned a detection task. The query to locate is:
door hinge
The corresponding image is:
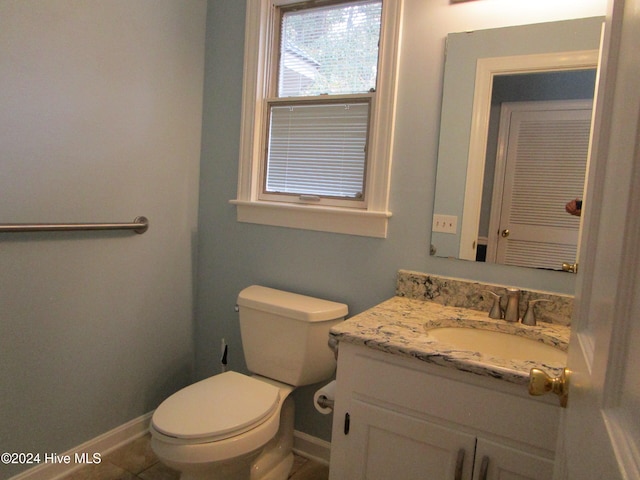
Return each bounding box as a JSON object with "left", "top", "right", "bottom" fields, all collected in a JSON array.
[{"left": 344, "top": 412, "right": 350, "bottom": 435}]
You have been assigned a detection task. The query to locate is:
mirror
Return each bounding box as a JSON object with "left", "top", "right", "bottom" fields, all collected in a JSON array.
[{"left": 431, "top": 17, "right": 603, "bottom": 271}]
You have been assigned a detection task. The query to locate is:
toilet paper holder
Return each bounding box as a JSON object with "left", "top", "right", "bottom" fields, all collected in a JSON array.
[
  {"left": 314, "top": 380, "right": 336, "bottom": 414},
  {"left": 315, "top": 395, "right": 334, "bottom": 410}
]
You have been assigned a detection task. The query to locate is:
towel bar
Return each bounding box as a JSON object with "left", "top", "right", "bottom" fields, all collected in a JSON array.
[{"left": 0, "top": 216, "right": 148, "bottom": 234}]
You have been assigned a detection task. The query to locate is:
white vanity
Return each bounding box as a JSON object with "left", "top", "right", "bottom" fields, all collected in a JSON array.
[{"left": 328, "top": 271, "right": 572, "bottom": 480}]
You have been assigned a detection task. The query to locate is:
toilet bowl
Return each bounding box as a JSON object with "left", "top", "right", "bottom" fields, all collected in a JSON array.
[
  {"left": 149, "top": 286, "right": 348, "bottom": 480},
  {"left": 150, "top": 372, "right": 295, "bottom": 480}
]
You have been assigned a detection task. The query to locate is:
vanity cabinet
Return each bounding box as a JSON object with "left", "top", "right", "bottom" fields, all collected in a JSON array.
[{"left": 329, "top": 343, "right": 559, "bottom": 480}]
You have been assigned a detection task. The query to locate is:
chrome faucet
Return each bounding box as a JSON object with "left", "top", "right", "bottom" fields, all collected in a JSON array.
[{"left": 503, "top": 288, "right": 520, "bottom": 322}]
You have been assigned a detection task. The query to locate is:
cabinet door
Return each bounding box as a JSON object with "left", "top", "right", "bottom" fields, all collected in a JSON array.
[
  {"left": 472, "top": 438, "right": 554, "bottom": 480},
  {"left": 344, "top": 399, "right": 477, "bottom": 480}
]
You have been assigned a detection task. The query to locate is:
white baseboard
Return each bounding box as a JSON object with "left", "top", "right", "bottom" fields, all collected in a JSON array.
[
  {"left": 292, "top": 430, "right": 331, "bottom": 466},
  {"left": 9, "top": 416, "right": 330, "bottom": 479},
  {"left": 9, "top": 412, "right": 153, "bottom": 480}
]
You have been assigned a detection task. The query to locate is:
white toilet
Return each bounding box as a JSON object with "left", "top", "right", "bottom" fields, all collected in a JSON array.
[{"left": 149, "top": 285, "right": 348, "bottom": 480}]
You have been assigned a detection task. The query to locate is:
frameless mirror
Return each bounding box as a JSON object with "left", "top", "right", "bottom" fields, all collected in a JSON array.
[{"left": 431, "top": 17, "right": 603, "bottom": 271}]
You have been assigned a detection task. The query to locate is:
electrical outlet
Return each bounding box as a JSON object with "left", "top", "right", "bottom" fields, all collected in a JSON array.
[{"left": 432, "top": 214, "right": 458, "bottom": 234}]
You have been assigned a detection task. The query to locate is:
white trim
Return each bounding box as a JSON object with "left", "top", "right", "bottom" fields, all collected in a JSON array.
[
  {"left": 458, "top": 49, "right": 599, "bottom": 260},
  {"left": 292, "top": 430, "right": 331, "bottom": 466},
  {"left": 9, "top": 412, "right": 152, "bottom": 480},
  {"left": 364, "top": 0, "right": 403, "bottom": 214},
  {"left": 233, "top": 0, "right": 403, "bottom": 238},
  {"left": 232, "top": 199, "right": 391, "bottom": 238}
]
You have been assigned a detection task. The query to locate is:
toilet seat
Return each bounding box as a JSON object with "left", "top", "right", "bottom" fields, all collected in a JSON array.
[{"left": 151, "top": 371, "right": 280, "bottom": 443}]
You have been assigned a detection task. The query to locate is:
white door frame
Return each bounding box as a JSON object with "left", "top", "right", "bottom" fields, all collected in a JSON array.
[{"left": 555, "top": 0, "right": 640, "bottom": 477}]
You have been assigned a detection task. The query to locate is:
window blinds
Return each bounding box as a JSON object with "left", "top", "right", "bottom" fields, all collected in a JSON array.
[{"left": 265, "top": 102, "right": 369, "bottom": 199}]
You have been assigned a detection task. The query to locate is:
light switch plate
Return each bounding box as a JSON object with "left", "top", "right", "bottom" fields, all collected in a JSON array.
[{"left": 432, "top": 214, "right": 458, "bottom": 234}]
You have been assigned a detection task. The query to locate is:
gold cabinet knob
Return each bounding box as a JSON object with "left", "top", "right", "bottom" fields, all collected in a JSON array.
[
  {"left": 562, "top": 262, "right": 578, "bottom": 273},
  {"left": 501, "top": 229, "right": 510, "bottom": 238},
  {"left": 529, "top": 368, "right": 570, "bottom": 407}
]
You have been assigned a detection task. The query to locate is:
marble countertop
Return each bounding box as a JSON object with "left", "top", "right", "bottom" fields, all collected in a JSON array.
[{"left": 329, "top": 296, "right": 570, "bottom": 386}]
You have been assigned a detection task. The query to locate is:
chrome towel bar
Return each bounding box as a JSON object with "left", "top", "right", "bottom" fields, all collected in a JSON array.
[{"left": 0, "top": 216, "right": 148, "bottom": 234}]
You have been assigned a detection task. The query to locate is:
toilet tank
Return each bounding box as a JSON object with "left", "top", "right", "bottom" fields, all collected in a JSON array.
[{"left": 237, "top": 286, "right": 348, "bottom": 386}]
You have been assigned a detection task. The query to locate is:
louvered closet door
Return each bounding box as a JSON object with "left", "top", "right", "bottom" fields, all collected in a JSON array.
[{"left": 490, "top": 100, "right": 592, "bottom": 270}]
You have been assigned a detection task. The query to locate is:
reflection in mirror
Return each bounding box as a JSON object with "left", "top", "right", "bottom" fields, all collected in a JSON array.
[
  {"left": 431, "top": 17, "right": 603, "bottom": 271},
  {"left": 480, "top": 74, "right": 595, "bottom": 269}
]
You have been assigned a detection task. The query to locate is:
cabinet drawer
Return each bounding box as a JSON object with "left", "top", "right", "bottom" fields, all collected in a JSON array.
[{"left": 338, "top": 343, "right": 560, "bottom": 452}]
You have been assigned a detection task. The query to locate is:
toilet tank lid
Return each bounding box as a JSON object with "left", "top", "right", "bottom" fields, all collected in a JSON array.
[{"left": 237, "top": 285, "right": 348, "bottom": 322}]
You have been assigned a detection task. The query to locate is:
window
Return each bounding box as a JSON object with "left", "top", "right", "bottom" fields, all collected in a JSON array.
[{"left": 233, "top": 0, "right": 403, "bottom": 238}]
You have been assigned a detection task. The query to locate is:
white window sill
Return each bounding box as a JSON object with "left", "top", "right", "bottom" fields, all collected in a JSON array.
[{"left": 230, "top": 200, "right": 391, "bottom": 238}]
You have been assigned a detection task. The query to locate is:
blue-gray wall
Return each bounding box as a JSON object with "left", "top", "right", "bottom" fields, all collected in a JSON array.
[
  {"left": 0, "top": 2, "right": 206, "bottom": 477},
  {"left": 197, "top": 0, "right": 606, "bottom": 441}
]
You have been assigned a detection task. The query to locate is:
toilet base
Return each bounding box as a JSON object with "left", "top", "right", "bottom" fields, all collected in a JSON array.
[
  {"left": 155, "top": 395, "right": 296, "bottom": 480},
  {"left": 255, "top": 452, "right": 294, "bottom": 480},
  {"left": 176, "top": 450, "right": 262, "bottom": 480},
  {"left": 251, "top": 396, "right": 295, "bottom": 480}
]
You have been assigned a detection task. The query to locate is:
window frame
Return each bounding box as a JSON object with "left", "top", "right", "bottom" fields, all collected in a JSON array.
[{"left": 232, "top": 0, "right": 403, "bottom": 238}]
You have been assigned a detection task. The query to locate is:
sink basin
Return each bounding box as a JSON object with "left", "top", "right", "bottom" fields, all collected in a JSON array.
[{"left": 424, "top": 327, "right": 567, "bottom": 364}]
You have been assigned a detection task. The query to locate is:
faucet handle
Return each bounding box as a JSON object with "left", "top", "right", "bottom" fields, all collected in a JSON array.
[
  {"left": 483, "top": 290, "right": 503, "bottom": 319},
  {"left": 521, "top": 299, "right": 552, "bottom": 326}
]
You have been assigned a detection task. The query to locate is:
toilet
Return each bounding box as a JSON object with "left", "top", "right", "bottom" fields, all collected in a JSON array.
[{"left": 149, "top": 285, "right": 348, "bottom": 480}]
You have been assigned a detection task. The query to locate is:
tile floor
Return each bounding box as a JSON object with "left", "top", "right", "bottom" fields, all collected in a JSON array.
[{"left": 60, "top": 434, "right": 329, "bottom": 480}]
